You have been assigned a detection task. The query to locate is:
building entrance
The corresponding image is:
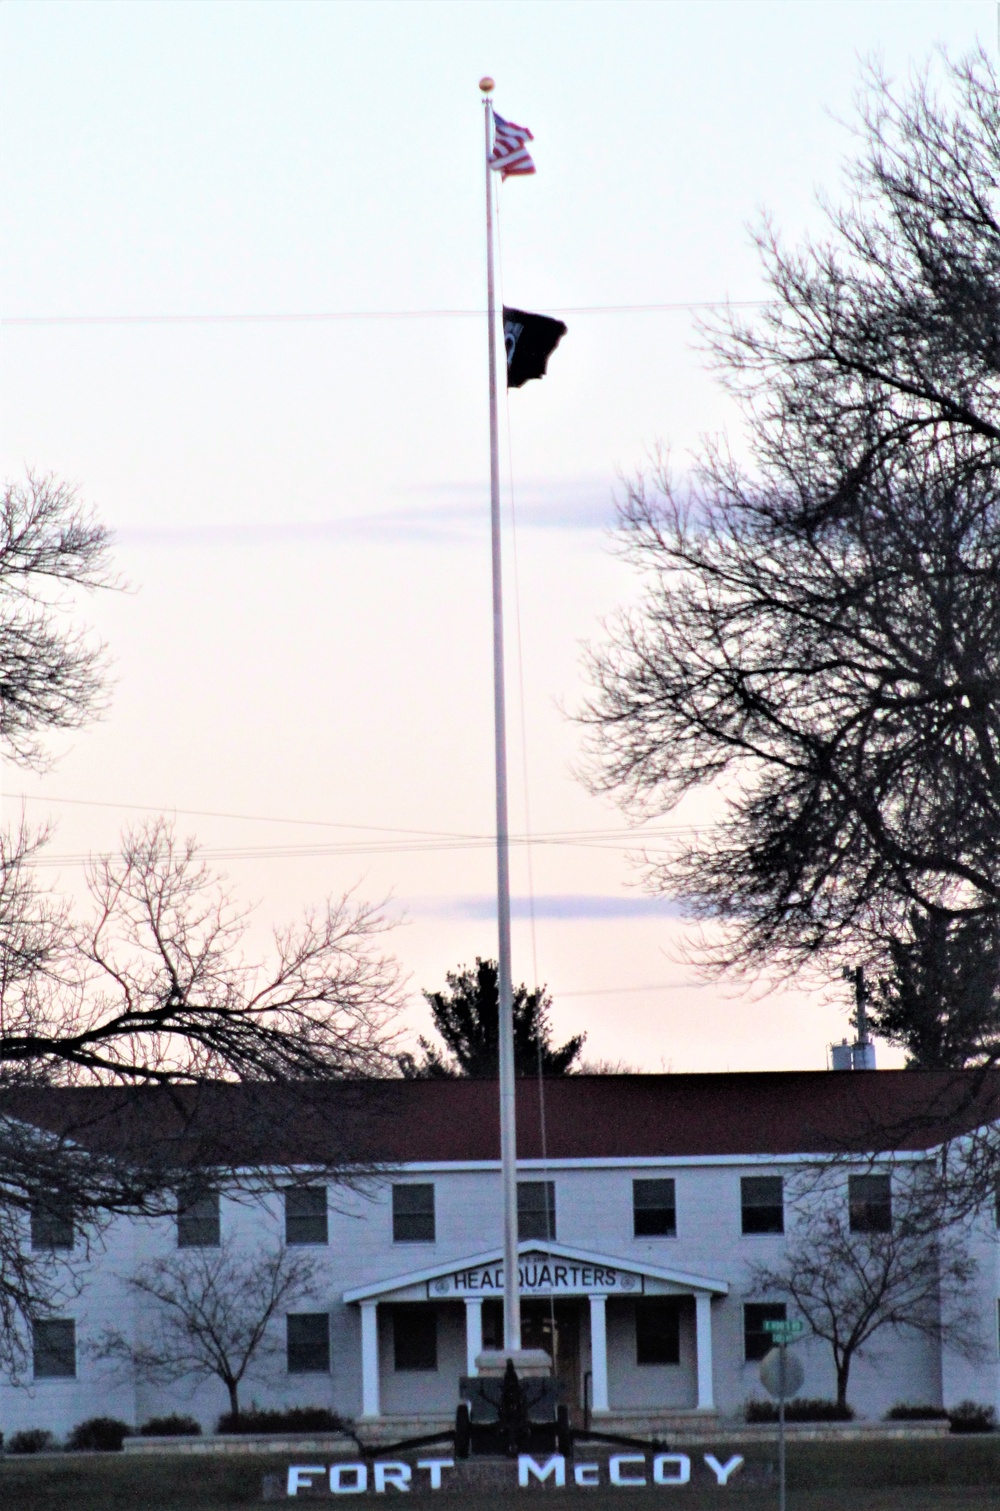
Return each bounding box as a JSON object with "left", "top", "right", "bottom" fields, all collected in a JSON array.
[
  {"left": 484, "top": 1298, "right": 583, "bottom": 1411},
  {"left": 522, "top": 1299, "right": 582, "bottom": 1410}
]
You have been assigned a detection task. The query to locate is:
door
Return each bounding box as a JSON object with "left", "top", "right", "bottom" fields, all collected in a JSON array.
[{"left": 520, "top": 1299, "right": 582, "bottom": 1412}]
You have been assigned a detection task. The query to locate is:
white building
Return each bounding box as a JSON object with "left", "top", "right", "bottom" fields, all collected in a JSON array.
[{"left": 3, "top": 1071, "right": 999, "bottom": 1438}]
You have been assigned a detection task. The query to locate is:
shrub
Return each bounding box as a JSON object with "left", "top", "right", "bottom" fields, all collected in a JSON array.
[
  {"left": 8, "top": 1428, "right": 57, "bottom": 1454},
  {"left": 948, "top": 1401, "right": 997, "bottom": 1434},
  {"left": 66, "top": 1417, "right": 132, "bottom": 1452},
  {"left": 885, "top": 1404, "right": 948, "bottom": 1421},
  {"left": 138, "top": 1415, "right": 202, "bottom": 1438},
  {"left": 746, "top": 1397, "right": 854, "bottom": 1423},
  {"left": 216, "top": 1406, "right": 349, "bottom": 1435}
]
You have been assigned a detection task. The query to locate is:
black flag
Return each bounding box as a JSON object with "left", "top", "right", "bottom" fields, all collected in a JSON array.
[{"left": 502, "top": 306, "right": 567, "bottom": 388}]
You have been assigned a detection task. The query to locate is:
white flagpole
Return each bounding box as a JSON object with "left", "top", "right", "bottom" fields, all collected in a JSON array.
[{"left": 480, "top": 75, "right": 521, "bottom": 1357}]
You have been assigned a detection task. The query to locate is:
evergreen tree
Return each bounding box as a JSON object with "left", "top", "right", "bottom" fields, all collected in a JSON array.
[
  {"left": 871, "top": 910, "right": 1000, "bottom": 1068},
  {"left": 401, "top": 957, "right": 585, "bottom": 1078}
]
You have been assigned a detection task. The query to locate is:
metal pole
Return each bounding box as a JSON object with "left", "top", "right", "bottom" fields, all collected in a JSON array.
[
  {"left": 481, "top": 79, "right": 520, "bottom": 1357},
  {"left": 778, "top": 1343, "right": 786, "bottom": 1511}
]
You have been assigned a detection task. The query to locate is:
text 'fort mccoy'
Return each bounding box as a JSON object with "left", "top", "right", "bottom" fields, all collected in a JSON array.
[{"left": 286, "top": 1453, "right": 746, "bottom": 1496}]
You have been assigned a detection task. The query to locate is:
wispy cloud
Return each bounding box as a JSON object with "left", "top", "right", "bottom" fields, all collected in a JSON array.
[
  {"left": 112, "top": 478, "right": 616, "bottom": 549},
  {"left": 405, "top": 893, "right": 684, "bottom": 921}
]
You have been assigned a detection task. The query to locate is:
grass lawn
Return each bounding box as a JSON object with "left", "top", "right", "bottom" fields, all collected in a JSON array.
[{"left": 2, "top": 1440, "right": 999, "bottom": 1509}]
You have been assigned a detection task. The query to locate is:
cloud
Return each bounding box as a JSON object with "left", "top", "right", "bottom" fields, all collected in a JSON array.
[
  {"left": 111, "top": 478, "right": 617, "bottom": 548},
  {"left": 405, "top": 893, "right": 684, "bottom": 921}
]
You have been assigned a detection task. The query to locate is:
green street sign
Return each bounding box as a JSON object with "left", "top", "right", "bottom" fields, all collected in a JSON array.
[{"left": 763, "top": 1319, "right": 804, "bottom": 1338}]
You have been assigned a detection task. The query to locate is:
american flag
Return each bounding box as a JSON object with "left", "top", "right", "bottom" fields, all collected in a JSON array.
[{"left": 490, "top": 111, "right": 535, "bottom": 178}]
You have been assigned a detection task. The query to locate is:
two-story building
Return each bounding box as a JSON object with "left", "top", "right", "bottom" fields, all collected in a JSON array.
[{"left": 3, "top": 1070, "right": 999, "bottom": 1439}]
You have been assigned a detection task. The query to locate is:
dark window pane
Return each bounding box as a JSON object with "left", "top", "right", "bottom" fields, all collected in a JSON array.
[
  {"left": 393, "top": 1305, "right": 437, "bottom": 1371},
  {"left": 30, "top": 1197, "right": 73, "bottom": 1252},
  {"left": 517, "top": 1181, "right": 556, "bottom": 1241},
  {"left": 287, "top": 1312, "right": 330, "bottom": 1373},
  {"left": 177, "top": 1190, "right": 220, "bottom": 1248},
  {"left": 741, "top": 1176, "right": 784, "bottom": 1234},
  {"left": 33, "top": 1319, "right": 76, "bottom": 1378},
  {"left": 635, "top": 1299, "right": 681, "bottom": 1365},
  {"left": 744, "top": 1302, "right": 786, "bottom": 1362},
  {"left": 849, "top": 1174, "right": 892, "bottom": 1233},
  {"left": 284, "top": 1186, "right": 328, "bottom": 1246},
  {"left": 392, "top": 1184, "right": 435, "bottom": 1243},
  {"left": 633, "top": 1179, "right": 676, "bottom": 1237}
]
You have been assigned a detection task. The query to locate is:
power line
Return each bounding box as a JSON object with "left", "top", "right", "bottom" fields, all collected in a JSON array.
[
  {"left": 13, "top": 790, "right": 482, "bottom": 841},
  {"left": 559, "top": 981, "right": 705, "bottom": 997},
  {"left": 1, "top": 299, "right": 764, "bottom": 330},
  {"left": 24, "top": 832, "right": 696, "bottom": 868},
  {"left": 13, "top": 789, "right": 705, "bottom": 845}
]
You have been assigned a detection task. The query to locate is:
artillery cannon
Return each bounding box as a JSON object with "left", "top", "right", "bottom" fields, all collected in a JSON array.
[{"left": 455, "top": 1358, "right": 571, "bottom": 1458}]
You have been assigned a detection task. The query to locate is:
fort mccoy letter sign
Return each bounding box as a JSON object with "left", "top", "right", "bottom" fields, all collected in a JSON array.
[{"left": 282, "top": 1452, "right": 746, "bottom": 1497}]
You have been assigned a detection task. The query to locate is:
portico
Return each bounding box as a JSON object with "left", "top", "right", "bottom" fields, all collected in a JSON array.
[{"left": 343, "top": 1240, "right": 728, "bottom": 1422}]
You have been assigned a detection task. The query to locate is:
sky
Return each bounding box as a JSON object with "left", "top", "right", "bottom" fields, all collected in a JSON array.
[{"left": 0, "top": 0, "right": 994, "bottom": 1074}]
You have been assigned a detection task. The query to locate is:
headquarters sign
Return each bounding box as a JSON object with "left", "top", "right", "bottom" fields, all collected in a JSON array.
[{"left": 426, "top": 1257, "right": 644, "bottom": 1299}]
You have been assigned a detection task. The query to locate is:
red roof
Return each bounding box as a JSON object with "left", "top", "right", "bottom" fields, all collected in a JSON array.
[{"left": 5, "top": 1070, "right": 999, "bottom": 1166}]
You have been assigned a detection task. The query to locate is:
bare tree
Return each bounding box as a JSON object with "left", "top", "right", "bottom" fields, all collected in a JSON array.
[
  {"left": 96, "top": 1240, "right": 322, "bottom": 1419},
  {"left": 751, "top": 1165, "right": 983, "bottom": 1409},
  {"left": 582, "top": 52, "right": 1000, "bottom": 984},
  {"left": 0, "top": 821, "right": 403, "bottom": 1376},
  {"left": 0, "top": 473, "right": 114, "bottom": 766},
  {"left": 0, "top": 473, "right": 402, "bottom": 1381},
  {"left": 53, "top": 817, "right": 402, "bottom": 1087}
]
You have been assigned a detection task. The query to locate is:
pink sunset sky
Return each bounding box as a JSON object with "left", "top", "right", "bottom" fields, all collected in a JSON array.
[{"left": 0, "top": 0, "right": 992, "bottom": 1072}]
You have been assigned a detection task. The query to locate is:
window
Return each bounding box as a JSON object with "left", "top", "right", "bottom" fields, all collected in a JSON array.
[
  {"left": 743, "top": 1302, "right": 786, "bottom": 1362},
  {"left": 517, "top": 1181, "right": 556, "bottom": 1241},
  {"left": 741, "top": 1176, "right": 784, "bottom": 1235},
  {"left": 392, "top": 1184, "right": 435, "bottom": 1243},
  {"left": 849, "top": 1174, "right": 892, "bottom": 1233},
  {"left": 633, "top": 1179, "right": 676, "bottom": 1237},
  {"left": 287, "top": 1313, "right": 330, "bottom": 1373},
  {"left": 393, "top": 1306, "right": 437, "bottom": 1371},
  {"left": 33, "top": 1319, "right": 76, "bottom": 1379},
  {"left": 635, "top": 1298, "right": 681, "bottom": 1365},
  {"left": 284, "top": 1186, "right": 328, "bottom": 1245},
  {"left": 176, "top": 1190, "right": 220, "bottom": 1248},
  {"left": 30, "top": 1197, "right": 73, "bottom": 1252}
]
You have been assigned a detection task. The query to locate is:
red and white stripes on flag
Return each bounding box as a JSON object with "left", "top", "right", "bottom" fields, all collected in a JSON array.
[{"left": 490, "top": 111, "right": 535, "bottom": 178}]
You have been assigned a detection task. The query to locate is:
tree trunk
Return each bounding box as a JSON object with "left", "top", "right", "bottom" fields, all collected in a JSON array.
[
  {"left": 836, "top": 1354, "right": 851, "bottom": 1411},
  {"left": 226, "top": 1377, "right": 240, "bottom": 1420}
]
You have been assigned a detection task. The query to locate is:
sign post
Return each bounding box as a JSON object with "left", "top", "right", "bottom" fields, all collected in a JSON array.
[{"left": 760, "top": 1320, "right": 805, "bottom": 1511}]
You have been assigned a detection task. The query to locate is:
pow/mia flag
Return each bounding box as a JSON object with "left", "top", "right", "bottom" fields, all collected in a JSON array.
[{"left": 502, "top": 306, "right": 567, "bottom": 389}]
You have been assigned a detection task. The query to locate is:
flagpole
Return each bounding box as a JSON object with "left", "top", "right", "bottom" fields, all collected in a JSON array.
[{"left": 480, "top": 75, "right": 521, "bottom": 1358}]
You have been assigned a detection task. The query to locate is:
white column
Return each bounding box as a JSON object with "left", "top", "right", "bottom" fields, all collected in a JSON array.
[
  {"left": 589, "top": 1293, "right": 609, "bottom": 1413},
  {"left": 465, "top": 1297, "right": 483, "bottom": 1376},
  {"left": 695, "top": 1292, "right": 714, "bottom": 1410},
  {"left": 361, "top": 1301, "right": 380, "bottom": 1419}
]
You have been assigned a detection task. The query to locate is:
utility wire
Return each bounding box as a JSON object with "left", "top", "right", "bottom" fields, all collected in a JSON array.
[
  {"left": 12, "top": 789, "right": 706, "bottom": 844},
  {"left": 20, "top": 833, "right": 699, "bottom": 868},
  {"left": 1, "top": 299, "right": 764, "bottom": 329}
]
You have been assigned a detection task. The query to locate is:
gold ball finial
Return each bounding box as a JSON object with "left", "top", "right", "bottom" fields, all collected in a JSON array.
[{"left": 479, "top": 76, "right": 495, "bottom": 94}]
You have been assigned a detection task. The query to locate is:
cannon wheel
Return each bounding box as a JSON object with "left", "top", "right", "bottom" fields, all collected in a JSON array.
[
  {"left": 455, "top": 1401, "right": 471, "bottom": 1459},
  {"left": 556, "top": 1403, "right": 571, "bottom": 1458}
]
